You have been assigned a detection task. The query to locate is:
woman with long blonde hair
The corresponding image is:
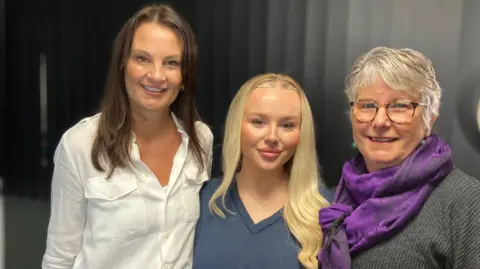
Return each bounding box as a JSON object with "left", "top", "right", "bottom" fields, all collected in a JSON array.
[{"left": 193, "top": 73, "right": 330, "bottom": 269}]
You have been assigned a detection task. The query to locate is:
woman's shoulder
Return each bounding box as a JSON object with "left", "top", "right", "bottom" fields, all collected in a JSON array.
[
  {"left": 200, "top": 177, "right": 223, "bottom": 197},
  {"left": 435, "top": 168, "right": 480, "bottom": 213},
  {"left": 199, "top": 177, "right": 233, "bottom": 214},
  {"left": 438, "top": 168, "right": 480, "bottom": 263},
  {"left": 51, "top": 114, "right": 103, "bottom": 180},
  {"left": 440, "top": 168, "right": 480, "bottom": 196},
  {"left": 63, "top": 113, "right": 100, "bottom": 140},
  {"left": 58, "top": 113, "right": 102, "bottom": 154},
  {"left": 194, "top": 120, "right": 213, "bottom": 145}
]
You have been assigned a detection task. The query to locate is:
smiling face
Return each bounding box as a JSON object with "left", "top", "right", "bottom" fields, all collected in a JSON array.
[
  {"left": 240, "top": 85, "right": 302, "bottom": 172},
  {"left": 352, "top": 78, "right": 432, "bottom": 172},
  {"left": 124, "top": 22, "right": 183, "bottom": 116}
]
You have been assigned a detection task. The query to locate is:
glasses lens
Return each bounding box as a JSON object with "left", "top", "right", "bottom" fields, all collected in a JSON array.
[
  {"left": 388, "top": 101, "right": 415, "bottom": 123},
  {"left": 353, "top": 101, "right": 376, "bottom": 122}
]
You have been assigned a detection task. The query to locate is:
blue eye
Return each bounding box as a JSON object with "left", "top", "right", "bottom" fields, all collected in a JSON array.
[
  {"left": 361, "top": 103, "right": 376, "bottom": 109},
  {"left": 251, "top": 119, "right": 263, "bottom": 126},
  {"left": 282, "top": 122, "right": 295, "bottom": 129},
  {"left": 390, "top": 102, "right": 410, "bottom": 109}
]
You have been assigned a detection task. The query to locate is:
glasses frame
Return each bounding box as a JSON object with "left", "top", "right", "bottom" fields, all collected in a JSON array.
[{"left": 349, "top": 100, "right": 426, "bottom": 123}]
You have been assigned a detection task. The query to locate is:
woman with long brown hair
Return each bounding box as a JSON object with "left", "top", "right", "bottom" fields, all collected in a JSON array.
[{"left": 42, "top": 4, "right": 213, "bottom": 269}]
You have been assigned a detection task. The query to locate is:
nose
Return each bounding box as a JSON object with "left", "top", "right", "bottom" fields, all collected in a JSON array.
[
  {"left": 372, "top": 107, "right": 392, "bottom": 128},
  {"left": 265, "top": 124, "right": 279, "bottom": 144},
  {"left": 148, "top": 64, "right": 166, "bottom": 82}
]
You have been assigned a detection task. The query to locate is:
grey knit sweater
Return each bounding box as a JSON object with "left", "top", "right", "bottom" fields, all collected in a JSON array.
[{"left": 350, "top": 168, "right": 480, "bottom": 269}]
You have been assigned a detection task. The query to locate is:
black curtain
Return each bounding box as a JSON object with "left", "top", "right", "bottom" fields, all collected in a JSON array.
[
  {"left": 5, "top": 0, "right": 43, "bottom": 198},
  {"left": 0, "top": 0, "right": 5, "bottom": 193},
  {"left": 4, "top": 0, "right": 350, "bottom": 200},
  {"left": 3, "top": 0, "right": 196, "bottom": 199}
]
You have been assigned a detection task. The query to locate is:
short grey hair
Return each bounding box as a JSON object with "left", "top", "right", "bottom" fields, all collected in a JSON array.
[{"left": 345, "top": 47, "right": 442, "bottom": 131}]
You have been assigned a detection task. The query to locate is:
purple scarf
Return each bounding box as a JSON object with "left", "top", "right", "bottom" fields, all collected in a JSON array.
[{"left": 318, "top": 134, "right": 454, "bottom": 269}]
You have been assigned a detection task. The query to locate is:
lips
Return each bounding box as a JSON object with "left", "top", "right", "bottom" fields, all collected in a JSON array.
[
  {"left": 258, "top": 149, "right": 282, "bottom": 159},
  {"left": 258, "top": 148, "right": 282, "bottom": 153},
  {"left": 368, "top": 136, "right": 398, "bottom": 142},
  {"left": 143, "top": 85, "right": 166, "bottom": 93}
]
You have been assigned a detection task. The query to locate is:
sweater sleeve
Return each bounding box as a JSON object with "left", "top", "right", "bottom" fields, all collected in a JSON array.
[{"left": 449, "top": 173, "right": 480, "bottom": 269}]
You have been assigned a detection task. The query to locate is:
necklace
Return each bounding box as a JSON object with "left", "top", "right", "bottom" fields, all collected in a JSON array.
[{"left": 244, "top": 190, "right": 285, "bottom": 210}]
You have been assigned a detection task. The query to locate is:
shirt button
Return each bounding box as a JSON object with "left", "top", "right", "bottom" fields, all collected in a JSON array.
[
  {"left": 163, "top": 232, "right": 170, "bottom": 239},
  {"left": 163, "top": 265, "right": 171, "bottom": 269}
]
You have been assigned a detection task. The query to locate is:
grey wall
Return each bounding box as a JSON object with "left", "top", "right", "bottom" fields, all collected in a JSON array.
[
  {"left": 336, "top": 0, "right": 480, "bottom": 179},
  {"left": 196, "top": 0, "right": 480, "bottom": 185},
  {"left": 342, "top": 0, "right": 480, "bottom": 178}
]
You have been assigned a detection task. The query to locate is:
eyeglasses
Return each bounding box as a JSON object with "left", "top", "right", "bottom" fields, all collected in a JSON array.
[{"left": 350, "top": 100, "right": 426, "bottom": 124}]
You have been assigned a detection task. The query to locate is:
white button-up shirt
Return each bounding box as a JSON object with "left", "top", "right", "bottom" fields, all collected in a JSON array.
[{"left": 42, "top": 113, "right": 213, "bottom": 269}]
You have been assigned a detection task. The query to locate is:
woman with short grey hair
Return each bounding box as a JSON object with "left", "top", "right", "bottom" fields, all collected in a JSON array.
[{"left": 318, "top": 47, "right": 480, "bottom": 269}]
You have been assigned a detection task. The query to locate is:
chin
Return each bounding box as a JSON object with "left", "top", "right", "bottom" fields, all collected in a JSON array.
[
  {"left": 257, "top": 163, "right": 281, "bottom": 171},
  {"left": 255, "top": 159, "right": 285, "bottom": 171},
  {"left": 141, "top": 101, "right": 171, "bottom": 112}
]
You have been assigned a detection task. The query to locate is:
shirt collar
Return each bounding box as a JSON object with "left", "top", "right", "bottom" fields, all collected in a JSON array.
[
  {"left": 171, "top": 112, "right": 187, "bottom": 137},
  {"left": 131, "top": 112, "right": 188, "bottom": 144}
]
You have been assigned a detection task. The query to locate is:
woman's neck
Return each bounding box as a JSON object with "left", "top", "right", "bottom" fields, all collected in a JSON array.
[
  {"left": 131, "top": 107, "right": 175, "bottom": 142},
  {"left": 236, "top": 161, "right": 288, "bottom": 197}
]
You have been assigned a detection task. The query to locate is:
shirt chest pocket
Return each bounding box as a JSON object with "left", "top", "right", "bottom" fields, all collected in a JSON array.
[
  {"left": 181, "top": 165, "right": 208, "bottom": 223},
  {"left": 85, "top": 174, "right": 148, "bottom": 242}
]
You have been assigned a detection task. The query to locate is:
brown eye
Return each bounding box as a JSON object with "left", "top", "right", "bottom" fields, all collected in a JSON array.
[
  {"left": 165, "top": 60, "right": 180, "bottom": 66},
  {"left": 136, "top": 55, "right": 149, "bottom": 63}
]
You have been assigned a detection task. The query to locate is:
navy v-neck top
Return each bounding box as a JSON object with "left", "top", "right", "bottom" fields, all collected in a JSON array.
[{"left": 192, "top": 178, "right": 302, "bottom": 269}]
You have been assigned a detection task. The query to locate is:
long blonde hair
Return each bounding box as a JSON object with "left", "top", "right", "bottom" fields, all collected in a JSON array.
[{"left": 208, "top": 73, "right": 329, "bottom": 269}]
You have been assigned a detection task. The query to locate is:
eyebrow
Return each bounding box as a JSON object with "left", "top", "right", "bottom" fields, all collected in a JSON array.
[
  {"left": 163, "top": 54, "right": 182, "bottom": 60},
  {"left": 130, "top": 49, "right": 181, "bottom": 60},
  {"left": 356, "top": 98, "right": 413, "bottom": 103},
  {"left": 356, "top": 98, "right": 376, "bottom": 102},
  {"left": 245, "top": 112, "right": 300, "bottom": 120},
  {"left": 130, "top": 49, "right": 151, "bottom": 56}
]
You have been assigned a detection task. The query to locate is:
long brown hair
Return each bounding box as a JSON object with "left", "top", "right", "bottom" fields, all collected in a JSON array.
[{"left": 91, "top": 4, "right": 206, "bottom": 176}]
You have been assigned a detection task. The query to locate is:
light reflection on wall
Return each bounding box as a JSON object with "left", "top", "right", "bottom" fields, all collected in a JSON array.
[{"left": 477, "top": 98, "right": 480, "bottom": 132}]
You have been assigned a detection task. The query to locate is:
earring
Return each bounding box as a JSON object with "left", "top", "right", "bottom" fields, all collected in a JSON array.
[{"left": 351, "top": 142, "right": 357, "bottom": 149}]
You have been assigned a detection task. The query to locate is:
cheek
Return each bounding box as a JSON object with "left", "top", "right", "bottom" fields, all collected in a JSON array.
[
  {"left": 124, "top": 64, "right": 144, "bottom": 92},
  {"left": 167, "top": 70, "right": 183, "bottom": 86},
  {"left": 241, "top": 124, "right": 264, "bottom": 147},
  {"left": 397, "top": 121, "right": 425, "bottom": 146},
  {"left": 351, "top": 122, "right": 367, "bottom": 141},
  {"left": 125, "top": 62, "right": 141, "bottom": 80},
  {"left": 281, "top": 131, "right": 300, "bottom": 150}
]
